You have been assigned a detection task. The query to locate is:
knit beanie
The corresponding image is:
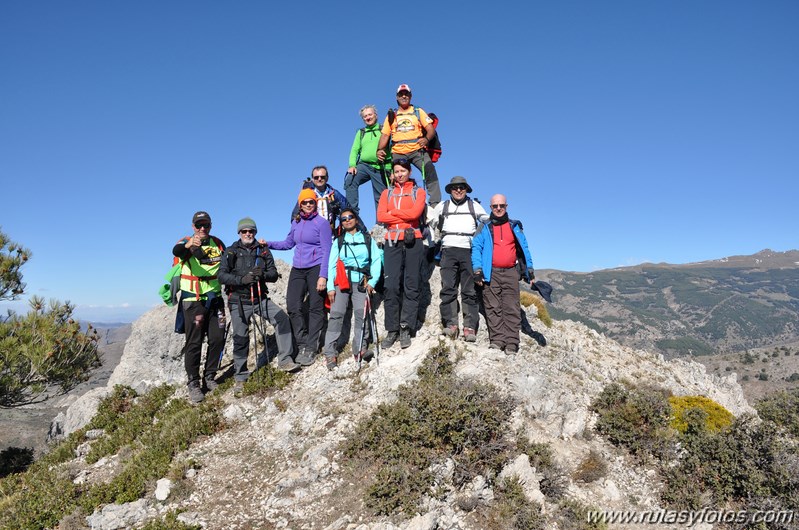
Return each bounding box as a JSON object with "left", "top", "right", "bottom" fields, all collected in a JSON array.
[
  {"left": 298, "top": 189, "right": 317, "bottom": 206},
  {"left": 237, "top": 217, "right": 257, "bottom": 233}
]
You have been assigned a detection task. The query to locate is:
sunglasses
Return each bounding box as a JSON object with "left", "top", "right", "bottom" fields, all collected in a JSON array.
[
  {"left": 340, "top": 215, "right": 355, "bottom": 222},
  {"left": 239, "top": 229, "right": 256, "bottom": 234},
  {"left": 397, "top": 92, "right": 411, "bottom": 97},
  {"left": 195, "top": 223, "right": 211, "bottom": 230},
  {"left": 450, "top": 185, "right": 467, "bottom": 191},
  {"left": 312, "top": 175, "right": 328, "bottom": 181},
  {"left": 301, "top": 200, "right": 316, "bottom": 206},
  {"left": 490, "top": 204, "right": 507, "bottom": 210}
]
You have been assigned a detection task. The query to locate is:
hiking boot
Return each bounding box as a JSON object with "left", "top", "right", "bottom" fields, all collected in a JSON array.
[
  {"left": 187, "top": 381, "right": 204, "bottom": 404},
  {"left": 326, "top": 356, "right": 337, "bottom": 371},
  {"left": 295, "top": 349, "right": 316, "bottom": 367},
  {"left": 233, "top": 380, "right": 245, "bottom": 397},
  {"left": 277, "top": 360, "right": 301, "bottom": 373},
  {"left": 506, "top": 344, "right": 519, "bottom": 354},
  {"left": 463, "top": 328, "right": 477, "bottom": 343},
  {"left": 204, "top": 378, "right": 219, "bottom": 393},
  {"left": 358, "top": 348, "right": 374, "bottom": 363},
  {"left": 489, "top": 343, "right": 504, "bottom": 351},
  {"left": 442, "top": 325, "right": 459, "bottom": 339},
  {"left": 400, "top": 327, "right": 412, "bottom": 349},
  {"left": 381, "top": 331, "right": 399, "bottom": 348}
]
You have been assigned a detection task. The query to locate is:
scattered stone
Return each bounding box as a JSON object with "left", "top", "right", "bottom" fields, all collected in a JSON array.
[{"left": 154, "top": 478, "right": 173, "bottom": 501}]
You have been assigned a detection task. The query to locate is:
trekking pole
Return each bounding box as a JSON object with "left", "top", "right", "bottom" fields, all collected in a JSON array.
[
  {"left": 356, "top": 294, "right": 370, "bottom": 373},
  {"left": 254, "top": 255, "right": 273, "bottom": 365},
  {"left": 367, "top": 292, "right": 380, "bottom": 366},
  {"left": 249, "top": 284, "right": 258, "bottom": 367}
]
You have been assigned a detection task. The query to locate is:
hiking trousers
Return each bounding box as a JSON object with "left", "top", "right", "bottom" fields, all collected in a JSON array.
[
  {"left": 344, "top": 163, "right": 388, "bottom": 216},
  {"left": 286, "top": 264, "right": 326, "bottom": 355},
  {"left": 439, "top": 246, "right": 479, "bottom": 330},
  {"left": 322, "top": 286, "right": 370, "bottom": 360},
  {"left": 181, "top": 298, "right": 225, "bottom": 385},
  {"left": 399, "top": 149, "right": 441, "bottom": 206},
  {"left": 383, "top": 239, "right": 424, "bottom": 332},
  {"left": 482, "top": 266, "right": 521, "bottom": 349},
  {"left": 231, "top": 296, "right": 294, "bottom": 382}
]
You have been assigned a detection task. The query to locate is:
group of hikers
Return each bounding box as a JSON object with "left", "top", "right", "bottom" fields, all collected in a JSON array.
[{"left": 169, "top": 84, "right": 538, "bottom": 403}]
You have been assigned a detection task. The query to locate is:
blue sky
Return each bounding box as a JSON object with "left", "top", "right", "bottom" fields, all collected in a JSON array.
[{"left": 1, "top": 1, "right": 797, "bottom": 322}]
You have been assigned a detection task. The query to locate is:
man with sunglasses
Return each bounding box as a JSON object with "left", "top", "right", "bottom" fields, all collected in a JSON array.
[
  {"left": 219, "top": 218, "right": 300, "bottom": 394},
  {"left": 431, "top": 176, "right": 489, "bottom": 342},
  {"left": 376, "top": 84, "right": 441, "bottom": 206},
  {"left": 291, "top": 166, "right": 348, "bottom": 231},
  {"left": 471, "top": 195, "right": 534, "bottom": 354},
  {"left": 172, "top": 211, "right": 226, "bottom": 403}
]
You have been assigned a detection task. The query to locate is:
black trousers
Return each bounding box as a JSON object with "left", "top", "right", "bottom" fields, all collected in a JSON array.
[
  {"left": 383, "top": 240, "right": 424, "bottom": 332},
  {"left": 286, "top": 264, "right": 326, "bottom": 354},
  {"left": 439, "top": 246, "right": 479, "bottom": 330},
  {"left": 182, "top": 297, "right": 225, "bottom": 384}
]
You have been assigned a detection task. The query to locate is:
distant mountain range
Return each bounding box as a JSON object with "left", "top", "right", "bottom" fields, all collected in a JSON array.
[{"left": 542, "top": 249, "right": 799, "bottom": 357}]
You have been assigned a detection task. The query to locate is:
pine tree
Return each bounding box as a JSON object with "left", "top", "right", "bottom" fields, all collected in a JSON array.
[{"left": 0, "top": 228, "right": 100, "bottom": 407}]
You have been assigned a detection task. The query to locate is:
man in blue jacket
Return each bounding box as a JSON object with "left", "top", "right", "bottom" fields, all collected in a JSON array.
[{"left": 471, "top": 194, "right": 534, "bottom": 354}]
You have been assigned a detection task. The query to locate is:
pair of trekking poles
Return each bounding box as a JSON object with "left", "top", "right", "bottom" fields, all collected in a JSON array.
[
  {"left": 356, "top": 288, "right": 380, "bottom": 373},
  {"left": 245, "top": 256, "right": 273, "bottom": 368}
]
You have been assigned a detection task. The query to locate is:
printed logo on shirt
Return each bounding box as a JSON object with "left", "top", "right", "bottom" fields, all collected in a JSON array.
[{"left": 395, "top": 117, "right": 415, "bottom": 134}]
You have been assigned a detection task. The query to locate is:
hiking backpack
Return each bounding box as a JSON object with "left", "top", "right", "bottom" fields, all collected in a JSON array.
[
  {"left": 438, "top": 198, "right": 480, "bottom": 238},
  {"left": 387, "top": 107, "right": 442, "bottom": 162}
]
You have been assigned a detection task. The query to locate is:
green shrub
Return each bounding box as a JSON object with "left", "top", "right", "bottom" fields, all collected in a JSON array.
[
  {"left": 590, "top": 382, "right": 674, "bottom": 460},
  {"left": 668, "top": 395, "right": 733, "bottom": 434},
  {"left": 141, "top": 510, "right": 201, "bottom": 530},
  {"left": 517, "top": 439, "right": 567, "bottom": 499},
  {"left": 756, "top": 389, "right": 799, "bottom": 437},
  {"left": 342, "top": 342, "right": 516, "bottom": 515},
  {"left": 556, "top": 498, "right": 608, "bottom": 530},
  {"left": 0, "top": 447, "right": 34, "bottom": 477},
  {"left": 494, "top": 476, "right": 545, "bottom": 529},
  {"left": 661, "top": 414, "right": 799, "bottom": 512},
  {"left": 242, "top": 364, "right": 292, "bottom": 396}
]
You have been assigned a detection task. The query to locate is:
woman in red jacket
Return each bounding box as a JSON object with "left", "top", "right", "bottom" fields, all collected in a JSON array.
[{"left": 376, "top": 158, "right": 427, "bottom": 349}]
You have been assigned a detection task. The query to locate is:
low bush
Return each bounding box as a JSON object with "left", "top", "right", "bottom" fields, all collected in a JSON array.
[
  {"left": 486, "top": 476, "right": 545, "bottom": 530},
  {"left": 342, "top": 342, "right": 516, "bottom": 515},
  {"left": 590, "top": 382, "right": 674, "bottom": 461},
  {"left": 242, "top": 364, "right": 292, "bottom": 397},
  {"left": 520, "top": 292, "right": 553, "bottom": 328},
  {"left": 556, "top": 498, "right": 608, "bottom": 530},
  {"left": 517, "top": 439, "right": 567, "bottom": 499},
  {"left": 572, "top": 450, "right": 608, "bottom": 483},
  {"left": 755, "top": 389, "right": 799, "bottom": 437}
]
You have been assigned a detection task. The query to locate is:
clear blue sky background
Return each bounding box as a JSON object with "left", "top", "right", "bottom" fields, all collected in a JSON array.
[{"left": 2, "top": 1, "right": 797, "bottom": 322}]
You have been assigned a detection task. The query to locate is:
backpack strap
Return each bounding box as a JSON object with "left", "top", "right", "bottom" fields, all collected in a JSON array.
[{"left": 440, "top": 198, "right": 480, "bottom": 237}]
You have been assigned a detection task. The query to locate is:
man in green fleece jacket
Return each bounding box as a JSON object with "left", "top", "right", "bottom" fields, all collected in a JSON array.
[{"left": 344, "top": 104, "right": 391, "bottom": 218}]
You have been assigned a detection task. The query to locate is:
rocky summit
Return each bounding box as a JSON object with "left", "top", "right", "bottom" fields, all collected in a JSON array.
[{"left": 52, "top": 259, "right": 752, "bottom": 530}]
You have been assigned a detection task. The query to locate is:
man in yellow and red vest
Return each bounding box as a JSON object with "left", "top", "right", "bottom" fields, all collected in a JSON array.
[
  {"left": 172, "top": 211, "right": 226, "bottom": 403},
  {"left": 376, "top": 83, "right": 441, "bottom": 206}
]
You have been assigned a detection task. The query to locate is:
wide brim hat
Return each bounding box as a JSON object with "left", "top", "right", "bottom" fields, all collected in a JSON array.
[{"left": 445, "top": 176, "right": 473, "bottom": 194}]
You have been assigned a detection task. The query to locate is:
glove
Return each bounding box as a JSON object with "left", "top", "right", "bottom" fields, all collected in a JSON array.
[
  {"left": 251, "top": 265, "right": 264, "bottom": 280},
  {"left": 474, "top": 270, "right": 484, "bottom": 283},
  {"left": 241, "top": 272, "right": 256, "bottom": 285}
]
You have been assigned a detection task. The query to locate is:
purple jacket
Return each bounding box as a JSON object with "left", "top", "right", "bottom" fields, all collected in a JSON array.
[{"left": 266, "top": 211, "right": 332, "bottom": 277}]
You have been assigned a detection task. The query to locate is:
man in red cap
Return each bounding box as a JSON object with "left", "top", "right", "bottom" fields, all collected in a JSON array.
[{"left": 376, "top": 84, "right": 441, "bottom": 206}]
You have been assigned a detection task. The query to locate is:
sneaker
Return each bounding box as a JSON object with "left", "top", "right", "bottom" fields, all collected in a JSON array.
[
  {"left": 277, "top": 360, "right": 301, "bottom": 373},
  {"left": 381, "top": 331, "right": 399, "bottom": 348},
  {"left": 442, "top": 325, "right": 459, "bottom": 339},
  {"left": 326, "top": 356, "right": 338, "bottom": 371},
  {"left": 233, "top": 380, "right": 245, "bottom": 397},
  {"left": 187, "top": 381, "right": 204, "bottom": 404},
  {"left": 463, "top": 328, "right": 477, "bottom": 343},
  {"left": 400, "top": 327, "right": 412, "bottom": 349},
  {"left": 204, "top": 378, "right": 219, "bottom": 393},
  {"left": 506, "top": 344, "right": 519, "bottom": 354}
]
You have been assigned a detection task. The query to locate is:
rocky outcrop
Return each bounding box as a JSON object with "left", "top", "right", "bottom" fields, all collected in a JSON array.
[{"left": 58, "top": 258, "right": 755, "bottom": 529}]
